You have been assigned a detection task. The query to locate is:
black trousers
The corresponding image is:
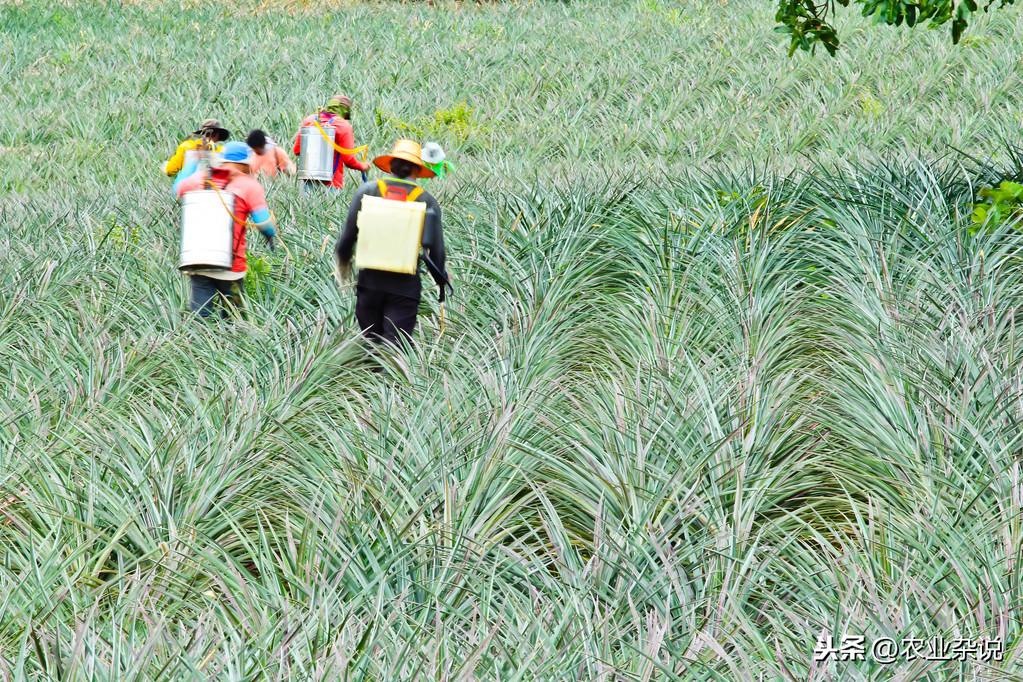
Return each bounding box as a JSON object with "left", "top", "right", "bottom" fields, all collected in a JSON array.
[
  {"left": 189, "top": 275, "right": 243, "bottom": 318},
  {"left": 355, "top": 286, "right": 419, "bottom": 345}
]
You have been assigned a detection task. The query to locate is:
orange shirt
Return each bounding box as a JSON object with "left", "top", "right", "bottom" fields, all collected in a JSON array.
[{"left": 250, "top": 144, "right": 293, "bottom": 177}]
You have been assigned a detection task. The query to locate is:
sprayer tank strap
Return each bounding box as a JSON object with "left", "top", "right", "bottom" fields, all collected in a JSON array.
[
  {"left": 205, "top": 177, "right": 242, "bottom": 222},
  {"left": 377, "top": 179, "right": 424, "bottom": 202}
]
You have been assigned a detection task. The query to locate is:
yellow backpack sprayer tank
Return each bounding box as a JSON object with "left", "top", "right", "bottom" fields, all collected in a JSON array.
[
  {"left": 297, "top": 125, "right": 335, "bottom": 181},
  {"left": 179, "top": 190, "right": 235, "bottom": 270},
  {"left": 355, "top": 193, "right": 427, "bottom": 275}
]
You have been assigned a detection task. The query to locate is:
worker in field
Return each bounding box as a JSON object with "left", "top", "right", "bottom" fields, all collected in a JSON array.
[
  {"left": 246, "top": 129, "right": 296, "bottom": 178},
  {"left": 293, "top": 94, "right": 370, "bottom": 191},
  {"left": 334, "top": 139, "right": 451, "bottom": 345},
  {"left": 175, "top": 141, "right": 277, "bottom": 318},
  {"left": 163, "top": 118, "right": 230, "bottom": 178}
]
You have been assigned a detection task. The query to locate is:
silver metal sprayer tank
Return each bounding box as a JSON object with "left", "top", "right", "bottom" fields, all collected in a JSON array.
[
  {"left": 183, "top": 148, "right": 221, "bottom": 173},
  {"left": 297, "top": 125, "right": 335, "bottom": 181},
  {"left": 179, "top": 190, "right": 235, "bottom": 270}
]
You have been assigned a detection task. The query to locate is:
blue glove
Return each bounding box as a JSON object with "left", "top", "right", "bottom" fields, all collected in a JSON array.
[{"left": 361, "top": 170, "right": 369, "bottom": 184}]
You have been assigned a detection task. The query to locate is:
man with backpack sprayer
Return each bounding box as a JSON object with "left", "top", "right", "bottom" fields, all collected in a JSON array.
[
  {"left": 175, "top": 141, "right": 278, "bottom": 318},
  {"left": 164, "top": 118, "right": 230, "bottom": 181},
  {"left": 293, "top": 95, "right": 370, "bottom": 191},
  {"left": 334, "top": 139, "right": 452, "bottom": 345}
]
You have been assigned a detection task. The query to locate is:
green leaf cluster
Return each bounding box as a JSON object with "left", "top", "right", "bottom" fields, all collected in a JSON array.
[
  {"left": 971, "top": 180, "right": 1023, "bottom": 231},
  {"left": 775, "top": 0, "right": 1017, "bottom": 54},
  {"left": 374, "top": 101, "right": 487, "bottom": 147},
  {"left": 243, "top": 253, "right": 273, "bottom": 299}
]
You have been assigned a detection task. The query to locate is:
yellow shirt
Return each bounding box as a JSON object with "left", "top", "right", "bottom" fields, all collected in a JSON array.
[{"left": 163, "top": 138, "right": 224, "bottom": 176}]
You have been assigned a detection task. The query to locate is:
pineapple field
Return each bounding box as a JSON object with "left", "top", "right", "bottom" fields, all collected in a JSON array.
[{"left": 3, "top": 0, "right": 1023, "bottom": 678}]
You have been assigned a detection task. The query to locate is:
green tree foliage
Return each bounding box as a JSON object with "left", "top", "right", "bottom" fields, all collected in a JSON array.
[{"left": 776, "top": 0, "right": 1018, "bottom": 54}]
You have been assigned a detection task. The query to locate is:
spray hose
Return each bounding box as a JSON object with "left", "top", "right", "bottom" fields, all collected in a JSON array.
[
  {"left": 311, "top": 120, "right": 369, "bottom": 162},
  {"left": 204, "top": 179, "right": 292, "bottom": 261}
]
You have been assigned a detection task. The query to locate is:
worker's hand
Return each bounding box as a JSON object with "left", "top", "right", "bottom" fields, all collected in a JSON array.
[
  {"left": 264, "top": 234, "right": 276, "bottom": 252},
  {"left": 334, "top": 258, "right": 352, "bottom": 286},
  {"left": 361, "top": 170, "right": 369, "bottom": 184}
]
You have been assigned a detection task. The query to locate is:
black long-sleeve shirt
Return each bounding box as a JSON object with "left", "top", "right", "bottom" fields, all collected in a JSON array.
[{"left": 335, "top": 177, "right": 448, "bottom": 299}]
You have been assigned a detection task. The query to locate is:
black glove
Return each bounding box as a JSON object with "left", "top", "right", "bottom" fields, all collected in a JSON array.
[
  {"left": 264, "top": 234, "right": 275, "bottom": 252},
  {"left": 438, "top": 277, "right": 453, "bottom": 303}
]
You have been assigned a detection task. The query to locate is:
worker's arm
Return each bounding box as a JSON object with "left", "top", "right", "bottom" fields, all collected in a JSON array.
[
  {"left": 250, "top": 207, "right": 277, "bottom": 251},
  {"left": 292, "top": 131, "right": 301, "bottom": 157},
  {"left": 335, "top": 186, "right": 368, "bottom": 265},
  {"left": 336, "top": 125, "right": 369, "bottom": 172},
  {"left": 250, "top": 207, "right": 276, "bottom": 236},
  {"left": 170, "top": 156, "right": 201, "bottom": 195},
  {"left": 163, "top": 141, "right": 188, "bottom": 177},
  {"left": 422, "top": 196, "right": 450, "bottom": 298},
  {"left": 174, "top": 171, "right": 206, "bottom": 199},
  {"left": 241, "top": 181, "right": 277, "bottom": 247},
  {"left": 276, "top": 147, "right": 296, "bottom": 175}
]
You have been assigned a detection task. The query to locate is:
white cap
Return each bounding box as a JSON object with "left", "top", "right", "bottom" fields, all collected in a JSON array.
[{"left": 422, "top": 142, "right": 445, "bottom": 164}]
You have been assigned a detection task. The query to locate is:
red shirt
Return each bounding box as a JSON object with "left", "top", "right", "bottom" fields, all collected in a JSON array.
[
  {"left": 176, "top": 168, "right": 268, "bottom": 273},
  {"left": 292, "top": 112, "right": 368, "bottom": 188}
]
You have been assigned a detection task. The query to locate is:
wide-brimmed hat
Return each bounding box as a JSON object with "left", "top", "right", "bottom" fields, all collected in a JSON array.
[
  {"left": 373, "top": 139, "right": 436, "bottom": 179},
  {"left": 216, "top": 141, "right": 253, "bottom": 166},
  {"left": 194, "top": 118, "right": 230, "bottom": 139}
]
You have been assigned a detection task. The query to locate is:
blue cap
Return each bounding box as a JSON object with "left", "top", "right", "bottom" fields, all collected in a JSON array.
[{"left": 219, "top": 141, "right": 252, "bottom": 165}]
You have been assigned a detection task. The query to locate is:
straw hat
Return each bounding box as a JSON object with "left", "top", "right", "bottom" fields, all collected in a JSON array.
[{"left": 373, "top": 139, "right": 436, "bottom": 179}]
